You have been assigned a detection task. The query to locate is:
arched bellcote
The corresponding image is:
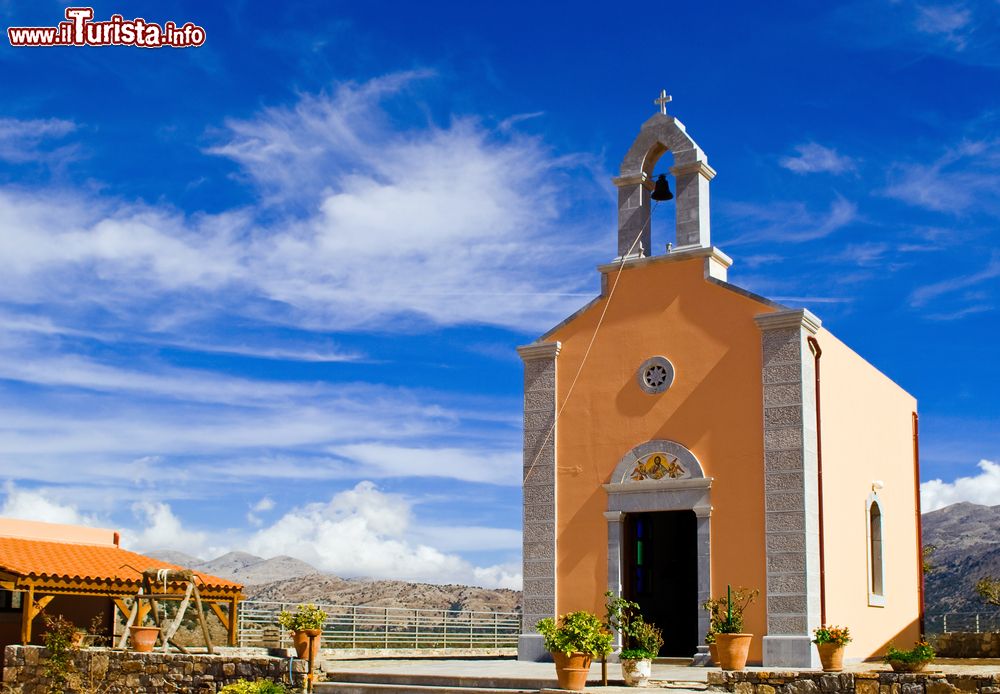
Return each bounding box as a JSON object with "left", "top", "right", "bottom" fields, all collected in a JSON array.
[
  {"left": 609, "top": 439, "right": 705, "bottom": 485},
  {"left": 612, "top": 99, "right": 716, "bottom": 260}
]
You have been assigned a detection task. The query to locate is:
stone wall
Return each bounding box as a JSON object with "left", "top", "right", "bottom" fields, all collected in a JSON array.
[
  {"left": 709, "top": 670, "right": 1000, "bottom": 694},
  {"left": 3, "top": 645, "right": 307, "bottom": 693},
  {"left": 932, "top": 632, "right": 1000, "bottom": 659}
]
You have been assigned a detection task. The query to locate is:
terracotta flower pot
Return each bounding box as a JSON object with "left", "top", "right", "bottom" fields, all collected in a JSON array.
[
  {"left": 129, "top": 625, "right": 160, "bottom": 653},
  {"left": 888, "top": 660, "right": 929, "bottom": 673},
  {"left": 292, "top": 628, "right": 322, "bottom": 661},
  {"left": 817, "top": 642, "right": 845, "bottom": 672},
  {"left": 715, "top": 633, "right": 752, "bottom": 670},
  {"left": 552, "top": 651, "right": 592, "bottom": 691},
  {"left": 708, "top": 642, "right": 719, "bottom": 666},
  {"left": 620, "top": 657, "right": 652, "bottom": 687}
]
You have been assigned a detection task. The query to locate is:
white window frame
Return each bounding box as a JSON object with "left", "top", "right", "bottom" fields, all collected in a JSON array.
[{"left": 866, "top": 492, "right": 886, "bottom": 607}]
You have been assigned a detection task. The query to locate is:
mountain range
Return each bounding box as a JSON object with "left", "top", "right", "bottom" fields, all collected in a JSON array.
[
  {"left": 921, "top": 501, "right": 1000, "bottom": 614},
  {"left": 147, "top": 549, "right": 521, "bottom": 613},
  {"left": 150, "top": 501, "right": 1000, "bottom": 617}
]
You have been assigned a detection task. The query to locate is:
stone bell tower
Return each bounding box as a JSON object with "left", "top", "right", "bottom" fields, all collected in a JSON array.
[{"left": 613, "top": 90, "right": 717, "bottom": 260}]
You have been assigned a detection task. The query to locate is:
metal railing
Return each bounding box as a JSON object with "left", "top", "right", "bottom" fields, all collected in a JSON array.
[
  {"left": 238, "top": 600, "right": 522, "bottom": 651},
  {"left": 925, "top": 611, "right": 1000, "bottom": 634}
]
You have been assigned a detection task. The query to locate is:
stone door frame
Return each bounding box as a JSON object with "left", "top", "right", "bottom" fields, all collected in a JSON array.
[{"left": 603, "top": 439, "right": 712, "bottom": 661}]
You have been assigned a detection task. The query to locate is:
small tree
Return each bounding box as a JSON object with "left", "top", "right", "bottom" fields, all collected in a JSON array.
[
  {"left": 922, "top": 545, "right": 937, "bottom": 575},
  {"left": 975, "top": 576, "right": 1000, "bottom": 607},
  {"left": 41, "top": 614, "right": 79, "bottom": 694}
]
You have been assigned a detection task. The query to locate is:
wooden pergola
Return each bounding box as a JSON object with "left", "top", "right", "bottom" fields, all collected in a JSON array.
[{"left": 0, "top": 535, "right": 244, "bottom": 647}]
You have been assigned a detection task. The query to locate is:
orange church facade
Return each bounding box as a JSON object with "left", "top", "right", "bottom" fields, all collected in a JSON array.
[{"left": 517, "top": 107, "right": 923, "bottom": 667}]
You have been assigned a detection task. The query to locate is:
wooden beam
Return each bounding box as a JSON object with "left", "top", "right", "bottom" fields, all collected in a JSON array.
[
  {"left": 191, "top": 584, "right": 213, "bottom": 655},
  {"left": 21, "top": 584, "right": 34, "bottom": 644},
  {"left": 20, "top": 590, "right": 55, "bottom": 645},
  {"left": 229, "top": 598, "right": 239, "bottom": 647},
  {"left": 137, "top": 600, "right": 151, "bottom": 625},
  {"left": 113, "top": 598, "right": 131, "bottom": 616},
  {"left": 209, "top": 602, "right": 229, "bottom": 631}
]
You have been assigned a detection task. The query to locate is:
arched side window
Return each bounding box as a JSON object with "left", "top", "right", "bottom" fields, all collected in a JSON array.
[{"left": 866, "top": 493, "right": 886, "bottom": 607}]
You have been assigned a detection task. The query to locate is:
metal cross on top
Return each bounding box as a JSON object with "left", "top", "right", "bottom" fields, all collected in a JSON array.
[{"left": 654, "top": 89, "right": 672, "bottom": 115}]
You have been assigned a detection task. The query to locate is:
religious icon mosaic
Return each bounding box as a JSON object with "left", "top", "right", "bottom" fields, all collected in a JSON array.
[{"left": 630, "top": 452, "right": 687, "bottom": 481}]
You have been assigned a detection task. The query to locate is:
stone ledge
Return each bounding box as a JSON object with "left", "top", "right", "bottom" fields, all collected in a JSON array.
[
  {"left": 3, "top": 645, "right": 304, "bottom": 693},
  {"left": 708, "top": 669, "right": 1000, "bottom": 694}
]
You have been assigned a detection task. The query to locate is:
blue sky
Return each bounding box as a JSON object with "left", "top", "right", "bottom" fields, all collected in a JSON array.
[{"left": 0, "top": 1, "right": 997, "bottom": 588}]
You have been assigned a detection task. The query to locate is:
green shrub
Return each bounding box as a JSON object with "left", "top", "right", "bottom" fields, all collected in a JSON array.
[
  {"left": 702, "top": 586, "right": 758, "bottom": 634},
  {"left": 219, "top": 680, "right": 290, "bottom": 694},
  {"left": 884, "top": 640, "right": 934, "bottom": 664},
  {"left": 624, "top": 620, "right": 663, "bottom": 659},
  {"left": 603, "top": 591, "right": 663, "bottom": 658},
  {"left": 41, "top": 614, "right": 79, "bottom": 694},
  {"left": 536, "top": 611, "right": 613, "bottom": 658},
  {"left": 277, "top": 604, "right": 327, "bottom": 632}
]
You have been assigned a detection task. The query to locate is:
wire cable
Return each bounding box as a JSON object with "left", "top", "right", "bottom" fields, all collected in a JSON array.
[{"left": 523, "top": 201, "right": 660, "bottom": 484}]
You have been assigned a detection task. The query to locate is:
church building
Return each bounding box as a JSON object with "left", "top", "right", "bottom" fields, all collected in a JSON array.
[{"left": 516, "top": 96, "right": 923, "bottom": 667}]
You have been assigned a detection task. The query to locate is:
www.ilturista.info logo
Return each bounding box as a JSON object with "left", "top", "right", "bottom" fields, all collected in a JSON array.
[{"left": 8, "top": 7, "right": 206, "bottom": 48}]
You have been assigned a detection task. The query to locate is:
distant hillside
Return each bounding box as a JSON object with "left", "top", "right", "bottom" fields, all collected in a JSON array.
[
  {"left": 146, "top": 549, "right": 522, "bottom": 613},
  {"left": 246, "top": 573, "right": 522, "bottom": 613},
  {"left": 147, "top": 549, "right": 323, "bottom": 586},
  {"left": 922, "top": 502, "right": 1000, "bottom": 614}
]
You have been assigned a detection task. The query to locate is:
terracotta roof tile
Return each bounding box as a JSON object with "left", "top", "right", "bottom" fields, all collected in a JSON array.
[{"left": 0, "top": 536, "right": 242, "bottom": 593}]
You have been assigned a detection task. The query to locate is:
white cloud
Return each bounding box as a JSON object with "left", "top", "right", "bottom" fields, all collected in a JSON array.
[
  {"left": 127, "top": 500, "right": 214, "bottom": 555},
  {"left": 247, "top": 496, "right": 277, "bottom": 527},
  {"left": 0, "top": 117, "right": 77, "bottom": 164},
  {"left": 920, "top": 459, "right": 1000, "bottom": 511},
  {"left": 836, "top": 242, "right": 890, "bottom": 267},
  {"left": 914, "top": 4, "right": 974, "bottom": 49},
  {"left": 909, "top": 254, "right": 1000, "bottom": 307},
  {"left": 247, "top": 481, "right": 521, "bottom": 588},
  {"left": 331, "top": 443, "right": 520, "bottom": 486},
  {"left": 883, "top": 138, "right": 1000, "bottom": 214},
  {"left": 780, "top": 142, "right": 856, "bottom": 175},
  {"left": 0, "top": 482, "right": 100, "bottom": 526},
  {"left": 0, "top": 74, "right": 600, "bottom": 334},
  {"left": 723, "top": 195, "right": 858, "bottom": 245},
  {"left": 0, "top": 482, "right": 522, "bottom": 588}
]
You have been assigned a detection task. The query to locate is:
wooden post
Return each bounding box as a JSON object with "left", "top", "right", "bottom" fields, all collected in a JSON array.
[
  {"left": 21, "top": 584, "right": 34, "bottom": 644},
  {"left": 229, "top": 598, "right": 239, "bottom": 647},
  {"left": 190, "top": 584, "right": 214, "bottom": 655}
]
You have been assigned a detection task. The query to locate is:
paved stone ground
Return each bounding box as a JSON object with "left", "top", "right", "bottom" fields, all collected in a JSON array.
[{"left": 320, "top": 658, "right": 1000, "bottom": 689}]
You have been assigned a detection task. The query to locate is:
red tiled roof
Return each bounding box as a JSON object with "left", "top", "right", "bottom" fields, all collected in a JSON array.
[{"left": 0, "top": 536, "right": 242, "bottom": 594}]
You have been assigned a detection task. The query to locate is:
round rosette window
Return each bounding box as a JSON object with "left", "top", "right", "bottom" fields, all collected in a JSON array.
[{"left": 637, "top": 356, "right": 675, "bottom": 394}]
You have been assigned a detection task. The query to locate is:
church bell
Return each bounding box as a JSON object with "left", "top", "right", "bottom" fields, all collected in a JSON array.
[{"left": 651, "top": 174, "right": 674, "bottom": 201}]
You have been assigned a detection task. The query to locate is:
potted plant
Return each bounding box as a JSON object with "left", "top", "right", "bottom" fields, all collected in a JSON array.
[
  {"left": 705, "top": 631, "right": 718, "bottom": 666},
  {"left": 619, "top": 620, "right": 663, "bottom": 686},
  {"left": 536, "top": 611, "right": 613, "bottom": 692},
  {"left": 709, "top": 586, "right": 758, "bottom": 671},
  {"left": 278, "top": 603, "right": 327, "bottom": 661},
  {"left": 703, "top": 596, "right": 728, "bottom": 666},
  {"left": 812, "top": 625, "right": 851, "bottom": 672},
  {"left": 129, "top": 624, "right": 161, "bottom": 652},
  {"left": 883, "top": 640, "right": 934, "bottom": 672},
  {"left": 604, "top": 592, "right": 663, "bottom": 687}
]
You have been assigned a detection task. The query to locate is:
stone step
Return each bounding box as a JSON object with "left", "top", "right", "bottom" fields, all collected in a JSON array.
[
  {"left": 319, "top": 670, "right": 572, "bottom": 690},
  {"left": 317, "top": 684, "right": 538, "bottom": 694}
]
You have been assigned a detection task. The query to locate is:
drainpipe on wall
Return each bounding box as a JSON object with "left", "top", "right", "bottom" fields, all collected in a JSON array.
[
  {"left": 806, "top": 336, "right": 826, "bottom": 627},
  {"left": 913, "top": 411, "right": 925, "bottom": 635}
]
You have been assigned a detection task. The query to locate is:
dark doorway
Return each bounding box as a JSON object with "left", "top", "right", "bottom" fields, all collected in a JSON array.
[{"left": 622, "top": 510, "right": 698, "bottom": 657}]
